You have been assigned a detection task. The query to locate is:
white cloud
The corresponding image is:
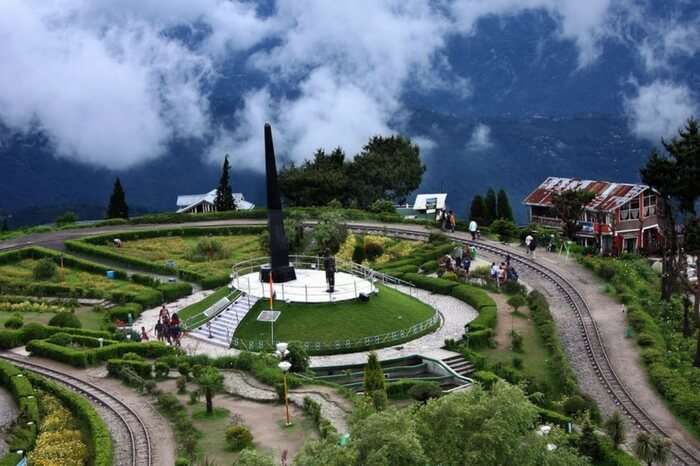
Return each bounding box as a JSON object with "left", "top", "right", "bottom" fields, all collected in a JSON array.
[
  {"left": 412, "top": 136, "right": 438, "bottom": 157},
  {"left": 466, "top": 123, "right": 494, "bottom": 151},
  {"left": 0, "top": 0, "right": 213, "bottom": 170},
  {"left": 624, "top": 80, "right": 698, "bottom": 142},
  {"left": 638, "top": 20, "right": 700, "bottom": 71}
]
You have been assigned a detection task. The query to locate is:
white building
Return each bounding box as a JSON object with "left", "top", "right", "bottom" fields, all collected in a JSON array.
[{"left": 176, "top": 189, "right": 255, "bottom": 214}]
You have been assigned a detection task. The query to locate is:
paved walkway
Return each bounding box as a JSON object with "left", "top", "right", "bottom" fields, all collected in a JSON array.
[
  {"left": 133, "top": 289, "right": 214, "bottom": 337},
  {"left": 0, "top": 387, "right": 18, "bottom": 457}
]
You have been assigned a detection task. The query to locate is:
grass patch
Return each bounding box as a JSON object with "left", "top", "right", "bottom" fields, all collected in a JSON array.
[
  {"left": 0, "top": 307, "right": 106, "bottom": 331},
  {"left": 191, "top": 406, "right": 230, "bottom": 421},
  {"left": 89, "top": 235, "right": 263, "bottom": 277},
  {"left": 234, "top": 284, "right": 435, "bottom": 351},
  {"left": 179, "top": 287, "right": 234, "bottom": 323}
]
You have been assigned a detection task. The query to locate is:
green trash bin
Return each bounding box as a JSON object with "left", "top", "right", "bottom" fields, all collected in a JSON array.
[{"left": 338, "top": 433, "right": 350, "bottom": 446}]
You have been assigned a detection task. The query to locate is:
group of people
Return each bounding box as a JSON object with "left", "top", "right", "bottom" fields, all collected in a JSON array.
[
  {"left": 153, "top": 305, "right": 182, "bottom": 346},
  {"left": 490, "top": 256, "right": 519, "bottom": 286},
  {"left": 438, "top": 245, "right": 477, "bottom": 278},
  {"left": 438, "top": 210, "right": 457, "bottom": 232}
]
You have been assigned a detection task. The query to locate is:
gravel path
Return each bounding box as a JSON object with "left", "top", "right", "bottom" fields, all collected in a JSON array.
[
  {"left": 0, "top": 387, "right": 18, "bottom": 457},
  {"left": 222, "top": 371, "right": 352, "bottom": 434}
]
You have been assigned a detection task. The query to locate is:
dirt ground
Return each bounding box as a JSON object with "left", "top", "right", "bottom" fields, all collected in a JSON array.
[
  {"left": 489, "top": 292, "right": 530, "bottom": 350},
  {"left": 0, "top": 387, "right": 18, "bottom": 456}
]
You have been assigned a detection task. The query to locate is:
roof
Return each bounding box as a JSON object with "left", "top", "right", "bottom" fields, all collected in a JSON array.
[
  {"left": 412, "top": 193, "right": 447, "bottom": 211},
  {"left": 523, "top": 177, "right": 652, "bottom": 212},
  {"left": 176, "top": 189, "right": 255, "bottom": 212}
]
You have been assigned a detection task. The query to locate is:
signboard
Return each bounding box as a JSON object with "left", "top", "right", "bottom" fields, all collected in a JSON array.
[
  {"left": 579, "top": 221, "right": 594, "bottom": 233},
  {"left": 425, "top": 197, "right": 438, "bottom": 210},
  {"left": 257, "top": 310, "right": 281, "bottom": 322}
]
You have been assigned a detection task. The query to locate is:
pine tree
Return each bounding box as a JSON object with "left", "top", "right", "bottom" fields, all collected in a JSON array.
[
  {"left": 485, "top": 188, "right": 497, "bottom": 225},
  {"left": 469, "top": 195, "right": 488, "bottom": 225},
  {"left": 214, "top": 154, "right": 236, "bottom": 212},
  {"left": 496, "top": 189, "right": 514, "bottom": 221},
  {"left": 363, "top": 352, "right": 385, "bottom": 393},
  {"left": 106, "top": 177, "right": 129, "bottom": 219}
]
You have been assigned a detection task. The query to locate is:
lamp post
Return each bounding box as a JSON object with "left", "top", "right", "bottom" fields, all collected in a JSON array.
[{"left": 275, "top": 342, "right": 292, "bottom": 427}]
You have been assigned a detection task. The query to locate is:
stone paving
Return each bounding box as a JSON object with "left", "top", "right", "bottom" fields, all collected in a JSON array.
[
  {"left": 133, "top": 289, "right": 214, "bottom": 337},
  {"left": 0, "top": 387, "right": 18, "bottom": 457}
]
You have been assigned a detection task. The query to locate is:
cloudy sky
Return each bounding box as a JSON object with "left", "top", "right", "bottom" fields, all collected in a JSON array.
[{"left": 0, "top": 0, "right": 698, "bottom": 172}]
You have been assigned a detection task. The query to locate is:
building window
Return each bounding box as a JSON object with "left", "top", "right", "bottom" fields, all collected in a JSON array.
[
  {"left": 643, "top": 192, "right": 656, "bottom": 217},
  {"left": 620, "top": 198, "right": 640, "bottom": 220}
]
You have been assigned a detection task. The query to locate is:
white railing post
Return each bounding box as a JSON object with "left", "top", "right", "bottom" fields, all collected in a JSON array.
[
  {"left": 354, "top": 280, "right": 357, "bottom": 298},
  {"left": 281, "top": 284, "right": 285, "bottom": 301},
  {"left": 305, "top": 285, "right": 308, "bottom": 302}
]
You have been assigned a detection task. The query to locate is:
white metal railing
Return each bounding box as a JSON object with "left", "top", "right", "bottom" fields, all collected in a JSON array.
[
  {"left": 229, "top": 255, "right": 416, "bottom": 302},
  {"left": 230, "top": 312, "right": 439, "bottom": 353}
]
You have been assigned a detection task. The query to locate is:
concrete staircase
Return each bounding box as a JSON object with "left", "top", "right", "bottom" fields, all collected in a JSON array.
[
  {"left": 188, "top": 295, "right": 257, "bottom": 347},
  {"left": 442, "top": 354, "right": 476, "bottom": 378}
]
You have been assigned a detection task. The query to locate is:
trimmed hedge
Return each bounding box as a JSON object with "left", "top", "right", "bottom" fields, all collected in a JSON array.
[
  {"left": 26, "top": 340, "right": 176, "bottom": 368},
  {"left": 27, "top": 373, "right": 112, "bottom": 466},
  {"left": 472, "top": 370, "right": 500, "bottom": 389},
  {"left": 381, "top": 264, "right": 419, "bottom": 275},
  {"left": 0, "top": 324, "right": 112, "bottom": 350},
  {"left": 402, "top": 274, "right": 459, "bottom": 294},
  {"left": 107, "top": 303, "right": 143, "bottom": 322},
  {"left": 0, "top": 361, "right": 39, "bottom": 459},
  {"left": 537, "top": 407, "right": 572, "bottom": 428},
  {"left": 159, "top": 282, "right": 193, "bottom": 301},
  {"left": 107, "top": 359, "right": 153, "bottom": 379},
  {"left": 385, "top": 379, "right": 425, "bottom": 400},
  {"left": 463, "top": 328, "right": 493, "bottom": 349},
  {"left": 451, "top": 285, "right": 496, "bottom": 311}
]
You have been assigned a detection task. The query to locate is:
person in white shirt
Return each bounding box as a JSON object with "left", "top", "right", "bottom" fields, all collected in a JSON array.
[
  {"left": 468, "top": 220, "right": 478, "bottom": 240},
  {"left": 525, "top": 233, "right": 534, "bottom": 255}
]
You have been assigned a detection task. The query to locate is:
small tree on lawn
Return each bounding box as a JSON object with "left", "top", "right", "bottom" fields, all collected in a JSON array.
[
  {"left": 604, "top": 411, "right": 626, "bottom": 450},
  {"left": 507, "top": 295, "right": 526, "bottom": 313},
  {"left": 214, "top": 154, "right": 236, "bottom": 212},
  {"left": 363, "top": 352, "right": 386, "bottom": 410},
  {"left": 107, "top": 177, "right": 129, "bottom": 219},
  {"left": 551, "top": 189, "right": 595, "bottom": 240},
  {"left": 196, "top": 366, "right": 224, "bottom": 415}
]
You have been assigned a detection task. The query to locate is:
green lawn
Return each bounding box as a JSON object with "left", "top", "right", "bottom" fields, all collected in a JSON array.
[
  {"left": 90, "top": 235, "right": 263, "bottom": 277},
  {"left": 0, "top": 307, "right": 106, "bottom": 331},
  {"left": 234, "top": 284, "right": 436, "bottom": 346},
  {"left": 179, "top": 287, "right": 234, "bottom": 325},
  {"left": 0, "top": 259, "right": 154, "bottom": 296}
]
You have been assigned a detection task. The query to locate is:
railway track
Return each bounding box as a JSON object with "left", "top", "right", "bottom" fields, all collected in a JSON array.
[
  {"left": 0, "top": 353, "right": 152, "bottom": 466},
  {"left": 350, "top": 224, "right": 700, "bottom": 465}
]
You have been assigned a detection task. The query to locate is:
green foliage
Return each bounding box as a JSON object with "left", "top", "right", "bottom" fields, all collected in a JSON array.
[
  {"left": 510, "top": 330, "right": 524, "bottom": 352},
  {"left": 363, "top": 239, "right": 384, "bottom": 262},
  {"left": 353, "top": 409, "right": 428, "bottom": 466},
  {"left": 196, "top": 366, "right": 224, "bottom": 414},
  {"left": 368, "top": 199, "right": 396, "bottom": 214},
  {"left": 469, "top": 195, "right": 488, "bottom": 226},
  {"left": 279, "top": 148, "right": 351, "bottom": 207},
  {"left": 497, "top": 189, "right": 514, "bottom": 221},
  {"left": 293, "top": 438, "right": 357, "bottom": 466},
  {"left": 485, "top": 188, "right": 497, "bottom": 225},
  {"left": 234, "top": 449, "right": 276, "bottom": 466},
  {"left": 507, "top": 294, "right": 526, "bottom": 312},
  {"left": 214, "top": 154, "right": 236, "bottom": 211},
  {"left": 55, "top": 211, "right": 79, "bottom": 226},
  {"left": 604, "top": 411, "right": 626, "bottom": 450},
  {"left": 4, "top": 314, "right": 23, "bottom": 329},
  {"left": 184, "top": 238, "right": 226, "bottom": 262},
  {"left": 287, "top": 341, "right": 309, "bottom": 373},
  {"left": 408, "top": 381, "right": 442, "bottom": 404},
  {"left": 48, "top": 311, "right": 82, "bottom": 328},
  {"left": 154, "top": 361, "right": 169, "bottom": 378},
  {"left": 490, "top": 219, "right": 519, "bottom": 242},
  {"left": 634, "top": 432, "right": 671, "bottom": 466},
  {"left": 107, "top": 358, "right": 153, "bottom": 379},
  {"left": 32, "top": 257, "right": 57, "bottom": 280},
  {"left": 225, "top": 425, "right": 253, "bottom": 451},
  {"left": 363, "top": 352, "right": 385, "bottom": 393},
  {"left": 578, "top": 415, "right": 602, "bottom": 462},
  {"left": 107, "top": 177, "right": 129, "bottom": 219},
  {"left": 402, "top": 273, "right": 459, "bottom": 294},
  {"left": 352, "top": 243, "right": 366, "bottom": 263},
  {"left": 313, "top": 211, "right": 348, "bottom": 254}
]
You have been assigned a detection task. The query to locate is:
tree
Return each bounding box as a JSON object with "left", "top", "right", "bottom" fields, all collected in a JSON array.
[
  {"left": 497, "top": 189, "right": 514, "bottom": 221},
  {"left": 106, "top": 177, "right": 129, "bottom": 219},
  {"left": 485, "top": 188, "right": 497, "bottom": 225},
  {"left": 313, "top": 212, "right": 348, "bottom": 254},
  {"left": 685, "top": 218, "right": 700, "bottom": 366},
  {"left": 634, "top": 432, "right": 671, "bottom": 466},
  {"left": 279, "top": 148, "right": 350, "bottom": 207},
  {"left": 352, "top": 136, "right": 425, "bottom": 207},
  {"left": 507, "top": 295, "right": 526, "bottom": 313},
  {"left": 550, "top": 189, "right": 595, "bottom": 240},
  {"left": 55, "top": 211, "right": 78, "bottom": 226},
  {"left": 214, "top": 154, "right": 236, "bottom": 211},
  {"left": 287, "top": 341, "right": 310, "bottom": 372},
  {"left": 353, "top": 409, "right": 429, "bottom": 466},
  {"left": 604, "top": 411, "right": 626, "bottom": 450},
  {"left": 408, "top": 381, "right": 442, "bottom": 404},
  {"left": 363, "top": 352, "right": 385, "bottom": 393},
  {"left": 293, "top": 439, "right": 357, "bottom": 466},
  {"left": 578, "top": 415, "right": 602, "bottom": 462},
  {"left": 196, "top": 366, "right": 224, "bottom": 415},
  {"left": 469, "top": 195, "right": 488, "bottom": 225}
]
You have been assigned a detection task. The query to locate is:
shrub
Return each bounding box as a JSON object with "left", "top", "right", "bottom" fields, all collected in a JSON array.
[
  {"left": 364, "top": 241, "right": 384, "bottom": 262},
  {"left": 368, "top": 199, "right": 395, "bottom": 214},
  {"left": 33, "top": 258, "right": 57, "bottom": 280},
  {"left": 287, "top": 341, "right": 310, "bottom": 373},
  {"left": 510, "top": 330, "right": 524, "bottom": 352},
  {"left": 225, "top": 425, "right": 253, "bottom": 451},
  {"left": 472, "top": 370, "right": 499, "bottom": 389},
  {"left": 4, "top": 315, "right": 23, "bottom": 329},
  {"left": 48, "top": 312, "right": 82, "bottom": 329},
  {"left": 184, "top": 238, "right": 227, "bottom": 262},
  {"left": 501, "top": 281, "right": 527, "bottom": 296},
  {"left": 512, "top": 356, "right": 523, "bottom": 369},
  {"left": 370, "top": 389, "right": 388, "bottom": 411},
  {"left": 177, "top": 375, "right": 188, "bottom": 394},
  {"left": 154, "top": 362, "right": 169, "bottom": 378},
  {"left": 47, "top": 332, "right": 72, "bottom": 346},
  {"left": 451, "top": 285, "right": 496, "bottom": 312},
  {"left": 407, "top": 381, "right": 442, "bottom": 404},
  {"left": 402, "top": 273, "right": 459, "bottom": 294},
  {"left": 107, "top": 359, "right": 153, "bottom": 379},
  {"left": 507, "top": 295, "right": 526, "bottom": 312}
]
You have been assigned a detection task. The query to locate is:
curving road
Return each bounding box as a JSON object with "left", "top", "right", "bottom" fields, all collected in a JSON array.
[{"left": 2, "top": 219, "right": 700, "bottom": 464}]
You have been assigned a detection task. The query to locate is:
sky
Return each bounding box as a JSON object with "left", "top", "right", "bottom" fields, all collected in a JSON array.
[{"left": 0, "top": 0, "right": 698, "bottom": 172}]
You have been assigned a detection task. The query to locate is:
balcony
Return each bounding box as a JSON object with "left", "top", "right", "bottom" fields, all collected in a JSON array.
[{"left": 530, "top": 216, "right": 562, "bottom": 228}]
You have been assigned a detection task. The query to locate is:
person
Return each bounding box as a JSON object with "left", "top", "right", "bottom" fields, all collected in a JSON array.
[
  {"left": 468, "top": 219, "right": 478, "bottom": 240},
  {"left": 440, "top": 210, "right": 448, "bottom": 231},
  {"left": 323, "top": 250, "right": 336, "bottom": 293},
  {"left": 490, "top": 262, "right": 499, "bottom": 281},
  {"left": 159, "top": 305, "right": 170, "bottom": 322},
  {"left": 470, "top": 245, "right": 477, "bottom": 260},
  {"left": 463, "top": 256, "right": 472, "bottom": 275},
  {"left": 505, "top": 254, "right": 511, "bottom": 268},
  {"left": 498, "top": 262, "right": 507, "bottom": 285},
  {"left": 453, "top": 245, "right": 464, "bottom": 268},
  {"left": 448, "top": 210, "right": 456, "bottom": 233},
  {"left": 525, "top": 233, "right": 534, "bottom": 255},
  {"left": 140, "top": 326, "right": 149, "bottom": 341},
  {"left": 507, "top": 265, "right": 519, "bottom": 282},
  {"left": 154, "top": 319, "right": 164, "bottom": 342},
  {"left": 529, "top": 235, "right": 537, "bottom": 259}
]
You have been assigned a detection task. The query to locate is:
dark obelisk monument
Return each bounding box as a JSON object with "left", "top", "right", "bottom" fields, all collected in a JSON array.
[{"left": 260, "top": 123, "right": 296, "bottom": 283}]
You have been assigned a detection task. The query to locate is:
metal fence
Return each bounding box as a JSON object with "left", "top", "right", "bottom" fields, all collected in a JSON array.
[
  {"left": 230, "top": 312, "right": 440, "bottom": 353},
  {"left": 229, "top": 255, "right": 416, "bottom": 302}
]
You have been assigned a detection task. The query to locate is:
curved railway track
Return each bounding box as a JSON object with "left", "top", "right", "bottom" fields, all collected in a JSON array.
[
  {"left": 0, "top": 353, "right": 152, "bottom": 466},
  {"left": 350, "top": 224, "right": 700, "bottom": 465}
]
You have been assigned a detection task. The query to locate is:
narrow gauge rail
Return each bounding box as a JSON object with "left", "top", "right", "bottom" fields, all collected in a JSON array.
[
  {"left": 0, "top": 353, "right": 152, "bottom": 466},
  {"left": 349, "top": 224, "right": 700, "bottom": 466}
]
